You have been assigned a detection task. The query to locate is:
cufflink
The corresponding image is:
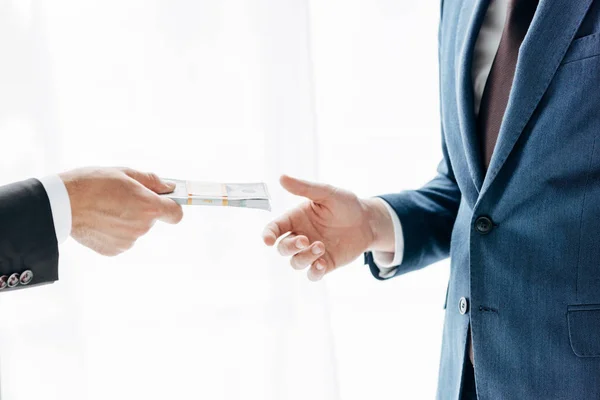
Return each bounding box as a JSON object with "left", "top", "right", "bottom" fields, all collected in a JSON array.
[
  {"left": 0, "top": 275, "right": 8, "bottom": 290},
  {"left": 7, "top": 273, "right": 20, "bottom": 288},
  {"left": 19, "top": 270, "right": 33, "bottom": 286}
]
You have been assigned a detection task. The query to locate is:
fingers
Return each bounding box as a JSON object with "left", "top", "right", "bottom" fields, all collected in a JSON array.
[
  {"left": 123, "top": 168, "right": 176, "bottom": 194},
  {"left": 129, "top": 179, "right": 183, "bottom": 225},
  {"left": 289, "top": 242, "right": 325, "bottom": 270},
  {"left": 262, "top": 214, "right": 293, "bottom": 246},
  {"left": 155, "top": 196, "right": 184, "bottom": 224},
  {"left": 307, "top": 258, "right": 329, "bottom": 282},
  {"left": 277, "top": 234, "right": 309, "bottom": 256},
  {"left": 280, "top": 175, "right": 335, "bottom": 202},
  {"left": 123, "top": 171, "right": 183, "bottom": 224}
]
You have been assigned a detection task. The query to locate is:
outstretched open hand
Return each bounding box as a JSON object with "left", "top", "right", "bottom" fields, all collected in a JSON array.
[{"left": 262, "top": 175, "right": 383, "bottom": 281}]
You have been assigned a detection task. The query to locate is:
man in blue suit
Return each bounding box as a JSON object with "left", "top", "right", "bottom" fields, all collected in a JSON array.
[{"left": 263, "top": 0, "right": 600, "bottom": 398}]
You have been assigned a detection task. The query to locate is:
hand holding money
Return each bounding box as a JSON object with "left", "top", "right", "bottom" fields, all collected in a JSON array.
[
  {"left": 60, "top": 167, "right": 184, "bottom": 256},
  {"left": 162, "top": 179, "right": 271, "bottom": 211}
]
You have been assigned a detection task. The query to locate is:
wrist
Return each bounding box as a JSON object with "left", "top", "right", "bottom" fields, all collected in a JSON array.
[
  {"left": 362, "top": 197, "right": 396, "bottom": 253},
  {"left": 58, "top": 170, "right": 85, "bottom": 233},
  {"left": 59, "top": 171, "right": 76, "bottom": 204}
]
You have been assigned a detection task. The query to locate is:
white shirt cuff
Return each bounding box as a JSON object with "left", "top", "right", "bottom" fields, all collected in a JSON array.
[
  {"left": 372, "top": 198, "right": 404, "bottom": 278},
  {"left": 39, "top": 175, "right": 72, "bottom": 244}
]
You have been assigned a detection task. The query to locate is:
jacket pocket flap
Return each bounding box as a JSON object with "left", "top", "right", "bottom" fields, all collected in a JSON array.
[
  {"left": 562, "top": 32, "right": 600, "bottom": 65},
  {"left": 567, "top": 304, "right": 600, "bottom": 357}
]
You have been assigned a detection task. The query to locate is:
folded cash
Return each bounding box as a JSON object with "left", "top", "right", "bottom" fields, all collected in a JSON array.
[{"left": 161, "top": 179, "right": 271, "bottom": 211}]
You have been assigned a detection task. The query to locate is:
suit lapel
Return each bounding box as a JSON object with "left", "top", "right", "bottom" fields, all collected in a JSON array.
[
  {"left": 479, "top": 0, "right": 594, "bottom": 197},
  {"left": 455, "top": 0, "right": 489, "bottom": 192}
]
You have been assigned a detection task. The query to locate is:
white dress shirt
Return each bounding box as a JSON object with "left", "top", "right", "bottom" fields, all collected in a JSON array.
[
  {"left": 373, "top": 0, "right": 509, "bottom": 277},
  {"left": 39, "top": 175, "right": 72, "bottom": 244}
]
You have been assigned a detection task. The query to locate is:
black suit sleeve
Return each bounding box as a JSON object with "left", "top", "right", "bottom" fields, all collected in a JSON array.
[{"left": 0, "top": 178, "right": 59, "bottom": 291}]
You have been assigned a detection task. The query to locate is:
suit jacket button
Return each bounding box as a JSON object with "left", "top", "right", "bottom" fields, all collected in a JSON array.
[
  {"left": 475, "top": 216, "right": 494, "bottom": 234},
  {"left": 20, "top": 270, "right": 33, "bottom": 285},
  {"left": 0, "top": 276, "right": 8, "bottom": 290},
  {"left": 459, "top": 297, "right": 469, "bottom": 315},
  {"left": 7, "top": 273, "right": 20, "bottom": 288}
]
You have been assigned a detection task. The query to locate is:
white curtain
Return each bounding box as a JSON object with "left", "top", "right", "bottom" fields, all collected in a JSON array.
[{"left": 0, "top": 1, "right": 447, "bottom": 399}]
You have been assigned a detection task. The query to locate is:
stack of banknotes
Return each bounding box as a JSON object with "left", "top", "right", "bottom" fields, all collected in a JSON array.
[{"left": 162, "top": 179, "right": 271, "bottom": 211}]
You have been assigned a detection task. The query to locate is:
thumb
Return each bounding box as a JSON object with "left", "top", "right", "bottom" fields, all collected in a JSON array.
[
  {"left": 280, "top": 175, "right": 335, "bottom": 202},
  {"left": 123, "top": 169, "right": 175, "bottom": 194},
  {"left": 155, "top": 196, "right": 184, "bottom": 225}
]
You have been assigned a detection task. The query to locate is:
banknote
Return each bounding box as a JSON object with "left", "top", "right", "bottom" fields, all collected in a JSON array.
[{"left": 161, "top": 179, "right": 271, "bottom": 211}]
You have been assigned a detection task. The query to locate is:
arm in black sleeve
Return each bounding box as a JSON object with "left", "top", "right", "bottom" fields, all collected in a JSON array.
[{"left": 0, "top": 178, "right": 59, "bottom": 291}]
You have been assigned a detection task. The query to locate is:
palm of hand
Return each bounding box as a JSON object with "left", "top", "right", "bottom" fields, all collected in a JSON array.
[
  {"left": 285, "top": 189, "right": 373, "bottom": 270},
  {"left": 263, "top": 175, "right": 379, "bottom": 281}
]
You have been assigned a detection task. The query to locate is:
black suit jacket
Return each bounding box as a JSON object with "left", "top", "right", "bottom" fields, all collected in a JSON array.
[{"left": 0, "top": 178, "right": 59, "bottom": 291}]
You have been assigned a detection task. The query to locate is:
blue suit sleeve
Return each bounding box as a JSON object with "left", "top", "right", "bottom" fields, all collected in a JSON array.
[{"left": 365, "top": 140, "right": 461, "bottom": 280}]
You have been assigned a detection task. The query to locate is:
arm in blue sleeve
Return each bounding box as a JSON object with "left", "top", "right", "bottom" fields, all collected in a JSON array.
[{"left": 365, "top": 139, "right": 461, "bottom": 280}]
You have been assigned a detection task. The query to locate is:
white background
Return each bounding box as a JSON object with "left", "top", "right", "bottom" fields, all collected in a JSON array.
[{"left": 0, "top": 1, "right": 448, "bottom": 399}]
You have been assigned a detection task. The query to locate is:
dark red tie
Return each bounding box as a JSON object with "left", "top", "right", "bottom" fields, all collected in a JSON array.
[{"left": 477, "top": 0, "right": 539, "bottom": 169}]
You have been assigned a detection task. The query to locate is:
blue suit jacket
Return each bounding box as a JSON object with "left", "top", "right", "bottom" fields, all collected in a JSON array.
[{"left": 365, "top": 1, "right": 600, "bottom": 398}]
